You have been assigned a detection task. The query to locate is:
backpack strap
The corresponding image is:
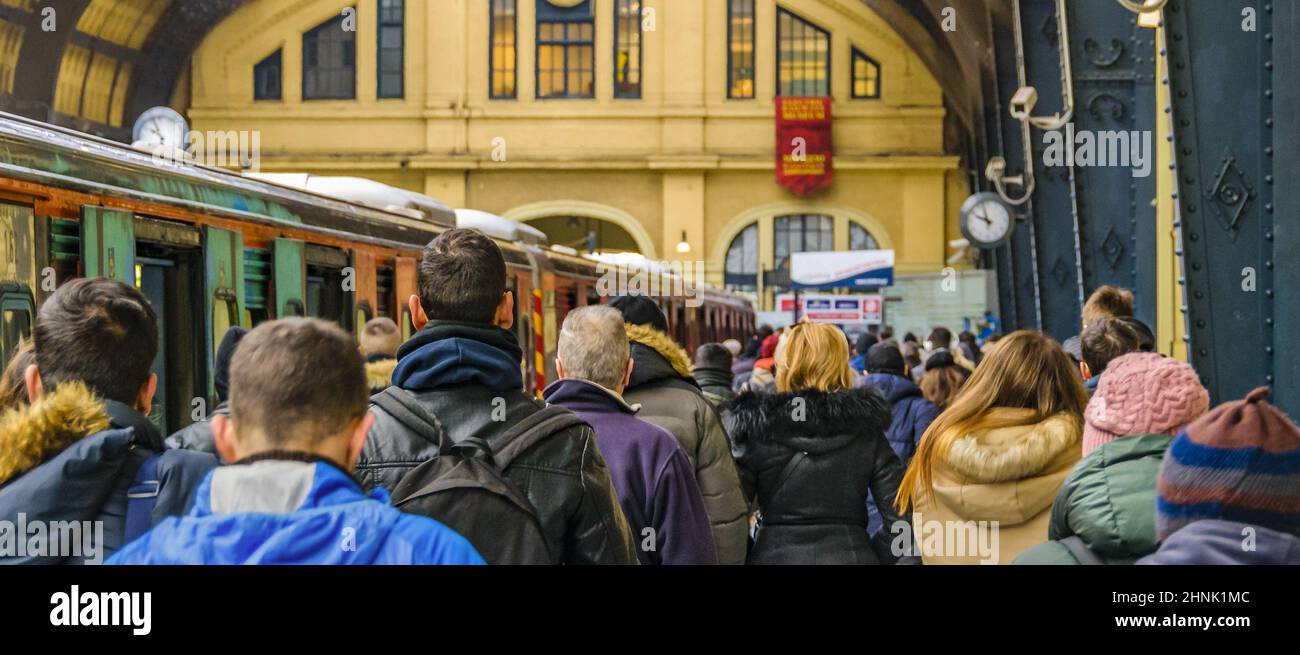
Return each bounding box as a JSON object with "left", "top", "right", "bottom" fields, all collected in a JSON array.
[
  {"left": 124, "top": 452, "right": 163, "bottom": 542},
  {"left": 371, "top": 387, "right": 446, "bottom": 450},
  {"left": 1059, "top": 535, "right": 1103, "bottom": 565},
  {"left": 768, "top": 451, "right": 807, "bottom": 503},
  {"left": 486, "top": 405, "right": 588, "bottom": 470}
]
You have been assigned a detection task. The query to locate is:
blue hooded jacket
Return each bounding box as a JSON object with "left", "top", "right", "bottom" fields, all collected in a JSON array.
[{"left": 107, "top": 459, "right": 484, "bottom": 565}]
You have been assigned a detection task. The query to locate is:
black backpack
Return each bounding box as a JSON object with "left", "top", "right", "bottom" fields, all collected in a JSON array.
[{"left": 371, "top": 387, "right": 586, "bottom": 565}]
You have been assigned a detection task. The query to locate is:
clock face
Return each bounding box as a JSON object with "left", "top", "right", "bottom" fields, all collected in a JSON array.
[
  {"left": 132, "top": 107, "right": 188, "bottom": 150},
  {"left": 960, "top": 192, "right": 1014, "bottom": 248}
]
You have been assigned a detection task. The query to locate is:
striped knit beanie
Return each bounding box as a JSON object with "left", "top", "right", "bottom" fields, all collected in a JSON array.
[
  {"left": 1156, "top": 387, "right": 1300, "bottom": 540},
  {"left": 1083, "top": 352, "right": 1209, "bottom": 456}
]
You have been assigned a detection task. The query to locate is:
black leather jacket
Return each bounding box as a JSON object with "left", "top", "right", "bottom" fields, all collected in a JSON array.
[
  {"left": 723, "top": 386, "right": 918, "bottom": 565},
  {"left": 358, "top": 382, "right": 639, "bottom": 565}
]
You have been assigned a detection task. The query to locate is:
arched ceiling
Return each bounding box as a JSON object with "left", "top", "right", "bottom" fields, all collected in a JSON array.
[
  {"left": 0, "top": 0, "right": 1010, "bottom": 148},
  {"left": 0, "top": 0, "right": 248, "bottom": 141}
]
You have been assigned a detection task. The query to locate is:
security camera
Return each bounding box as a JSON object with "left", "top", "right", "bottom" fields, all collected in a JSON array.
[{"left": 1009, "top": 86, "right": 1038, "bottom": 121}]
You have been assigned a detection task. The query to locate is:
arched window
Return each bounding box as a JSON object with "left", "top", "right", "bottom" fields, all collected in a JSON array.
[
  {"left": 776, "top": 7, "right": 830, "bottom": 97},
  {"left": 851, "top": 47, "right": 880, "bottom": 99},
  {"left": 303, "top": 11, "right": 356, "bottom": 100},
  {"left": 772, "top": 214, "right": 832, "bottom": 296},
  {"left": 725, "top": 224, "right": 759, "bottom": 292},
  {"left": 253, "top": 50, "right": 282, "bottom": 100},
  {"left": 850, "top": 222, "right": 880, "bottom": 250},
  {"left": 377, "top": 0, "right": 405, "bottom": 99},
  {"left": 614, "top": 0, "right": 642, "bottom": 98},
  {"left": 536, "top": 0, "right": 595, "bottom": 99}
]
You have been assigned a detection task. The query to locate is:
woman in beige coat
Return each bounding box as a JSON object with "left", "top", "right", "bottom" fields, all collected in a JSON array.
[{"left": 895, "top": 331, "right": 1087, "bottom": 564}]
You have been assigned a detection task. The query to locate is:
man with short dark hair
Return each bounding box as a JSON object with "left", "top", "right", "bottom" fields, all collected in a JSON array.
[
  {"left": 544, "top": 306, "right": 716, "bottom": 565},
  {"left": 692, "top": 343, "right": 735, "bottom": 407},
  {"left": 861, "top": 342, "right": 940, "bottom": 535},
  {"left": 108, "top": 318, "right": 483, "bottom": 565},
  {"left": 1079, "top": 317, "right": 1141, "bottom": 396},
  {"left": 0, "top": 278, "right": 217, "bottom": 564},
  {"left": 358, "top": 228, "right": 638, "bottom": 564}
]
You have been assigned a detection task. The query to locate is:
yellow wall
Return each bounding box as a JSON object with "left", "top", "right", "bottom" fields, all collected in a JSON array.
[{"left": 187, "top": 0, "right": 963, "bottom": 309}]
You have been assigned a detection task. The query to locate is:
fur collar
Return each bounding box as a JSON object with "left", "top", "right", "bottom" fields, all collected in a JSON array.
[
  {"left": 942, "top": 410, "right": 1081, "bottom": 483},
  {"left": 724, "top": 386, "right": 890, "bottom": 453},
  {"left": 625, "top": 323, "right": 692, "bottom": 379},
  {"left": 366, "top": 358, "right": 398, "bottom": 391},
  {"left": 0, "top": 382, "right": 110, "bottom": 486}
]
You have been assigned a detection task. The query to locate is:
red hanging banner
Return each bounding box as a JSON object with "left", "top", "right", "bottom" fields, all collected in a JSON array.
[{"left": 775, "top": 96, "right": 834, "bottom": 196}]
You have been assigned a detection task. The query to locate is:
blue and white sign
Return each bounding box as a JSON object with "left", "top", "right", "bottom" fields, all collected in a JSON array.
[{"left": 791, "top": 250, "right": 895, "bottom": 289}]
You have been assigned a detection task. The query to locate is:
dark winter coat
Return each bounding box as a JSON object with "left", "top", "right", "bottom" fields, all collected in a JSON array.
[
  {"left": 622, "top": 323, "right": 750, "bottom": 565},
  {"left": 357, "top": 320, "right": 639, "bottom": 565},
  {"left": 861, "top": 372, "right": 940, "bottom": 535},
  {"left": 544, "top": 379, "right": 717, "bottom": 565},
  {"left": 1013, "top": 434, "right": 1171, "bottom": 565},
  {"left": 1137, "top": 519, "right": 1300, "bottom": 565},
  {"left": 164, "top": 401, "right": 227, "bottom": 456},
  {"left": 722, "top": 386, "right": 915, "bottom": 565},
  {"left": 693, "top": 364, "right": 735, "bottom": 408},
  {"left": 0, "top": 383, "right": 218, "bottom": 564}
]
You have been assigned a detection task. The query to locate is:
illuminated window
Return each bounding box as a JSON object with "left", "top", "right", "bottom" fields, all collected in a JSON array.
[
  {"left": 776, "top": 7, "right": 829, "bottom": 97},
  {"left": 727, "top": 0, "right": 755, "bottom": 99},
  {"left": 614, "top": 0, "right": 642, "bottom": 98},
  {"left": 254, "top": 50, "right": 282, "bottom": 100},
  {"left": 536, "top": 0, "right": 594, "bottom": 99},
  {"left": 851, "top": 47, "right": 880, "bottom": 99},
  {"left": 377, "top": 0, "right": 404, "bottom": 99},
  {"left": 490, "top": 0, "right": 518, "bottom": 98},
  {"left": 302, "top": 11, "right": 356, "bottom": 100}
]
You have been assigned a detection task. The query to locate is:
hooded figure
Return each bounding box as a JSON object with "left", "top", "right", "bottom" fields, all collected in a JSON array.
[
  {"left": 166, "top": 326, "right": 249, "bottom": 455},
  {"left": 611, "top": 296, "right": 750, "bottom": 565}
]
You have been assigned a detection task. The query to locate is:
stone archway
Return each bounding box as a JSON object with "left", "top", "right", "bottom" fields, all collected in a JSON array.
[{"left": 502, "top": 200, "right": 658, "bottom": 258}]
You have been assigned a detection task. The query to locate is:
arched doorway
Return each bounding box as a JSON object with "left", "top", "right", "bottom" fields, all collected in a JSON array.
[{"left": 503, "top": 201, "right": 658, "bottom": 258}]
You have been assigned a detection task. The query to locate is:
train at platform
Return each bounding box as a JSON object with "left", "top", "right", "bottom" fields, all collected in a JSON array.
[{"left": 0, "top": 113, "right": 753, "bottom": 434}]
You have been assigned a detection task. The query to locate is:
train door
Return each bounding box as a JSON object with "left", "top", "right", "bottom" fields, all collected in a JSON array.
[
  {"left": 134, "top": 217, "right": 205, "bottom": 435},
  {"left": 81, "top": 207, "right": 134, "bottom": 283},
  {"left": 0, "top": 202, "right": 36, "bottom": 369},
  {"left": 274, "top": 238, "right": 307, "bottom": 318},
  {"left": 204, "top": 226, "right": 245, "bottom": 401},
  {"left": 306, "top": 244, "right": 352, "bottom": 331}
]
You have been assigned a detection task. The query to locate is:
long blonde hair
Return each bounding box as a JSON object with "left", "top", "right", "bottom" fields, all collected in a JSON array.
[
  {"left": 776, "top": 322, "right": 854, "bottom": 393},
  {"left": 895, "top": 330, "right": 1087, "bottom": 511}
]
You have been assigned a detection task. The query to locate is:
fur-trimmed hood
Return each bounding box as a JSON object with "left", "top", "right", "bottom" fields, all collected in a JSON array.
[
  {"left": 0, "top": 382, "right": 110, "bottom": 486},
  {"left": 724, "top": 386, "right": 891, "bottom": 454},
  {"left": 366, "top": 358, "right": 398, "bottom": 392},
  {"left": 625, "top": 323, "right": 693, "bottom": 379},
  {"left": 929, "top": 408, "right": 1082, "bottom": 525}
]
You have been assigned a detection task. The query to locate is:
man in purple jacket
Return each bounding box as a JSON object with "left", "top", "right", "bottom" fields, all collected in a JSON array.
[{"left": 543, "top": 305, "right": 718, "bottom": 565}]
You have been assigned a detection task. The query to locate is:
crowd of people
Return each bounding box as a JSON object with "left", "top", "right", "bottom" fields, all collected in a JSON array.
[{"left": 1, "top": 229, "right": 1297, "bottom": 565}]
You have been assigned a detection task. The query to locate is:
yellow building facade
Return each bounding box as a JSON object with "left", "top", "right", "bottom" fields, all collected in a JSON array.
[{"left": 185, "top": 0, "right": 967, "bottom": 311}]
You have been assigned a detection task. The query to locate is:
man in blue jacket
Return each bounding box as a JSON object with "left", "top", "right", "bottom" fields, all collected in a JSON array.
[
  {"left": 543, "top": 306, "right": 716, "bottom": 565},
  {"left": 861, "top": 342, "right": 941, "bottom": 536},
  {"left": 109, "top": 318, "right": 483, "bottom": 565}
]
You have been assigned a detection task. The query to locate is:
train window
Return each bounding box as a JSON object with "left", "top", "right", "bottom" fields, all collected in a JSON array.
[
  {"left": 377, "top": 266, "right": 395, "bottom": 319},
  {"left": 587, "top": 286, "right": 602, "bottom": 306},
  {"left": 355, "top": 300, "right": 374, "bottom": 338},
  {"left": 401, "top": 308, "right": 413, "bottom": 340},
  {"left": 1, "top": 285, "right": 35, "bottom": 366},
  {"left": 283, "top": 299, "right": 305, "bottom": 317},
  {"left": 307, "top": 264, "right": 348, "bottom": 327}
]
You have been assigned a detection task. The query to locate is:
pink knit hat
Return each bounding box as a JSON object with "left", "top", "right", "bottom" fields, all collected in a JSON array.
[{"left": 1083, "top": 352, "right": 1209, "bottom": 456}]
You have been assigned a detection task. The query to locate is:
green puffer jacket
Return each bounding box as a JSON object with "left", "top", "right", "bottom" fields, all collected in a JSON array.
[{"left": 1013, "top": 434, "right": 1172, "bottom": 565}]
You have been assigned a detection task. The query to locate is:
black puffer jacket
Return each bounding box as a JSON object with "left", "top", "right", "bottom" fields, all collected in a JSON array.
[
  {"left": 357, "top": 322, "right": 638, "bottom": 565},
  {"left": 723, "top": 386, "right": 916, "bottom": 565}
]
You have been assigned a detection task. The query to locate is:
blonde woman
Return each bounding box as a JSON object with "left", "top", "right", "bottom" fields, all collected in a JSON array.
[
  {"left": 723, "top": 322, "right": 913, "bottom": 564},
  {"left": 896, "top": 330, "right": 1087, "bottom": 564}
]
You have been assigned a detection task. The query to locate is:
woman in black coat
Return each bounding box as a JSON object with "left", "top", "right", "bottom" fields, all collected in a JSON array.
[{"left": 723, "top": 322, "right": 915, "bottom": 565}]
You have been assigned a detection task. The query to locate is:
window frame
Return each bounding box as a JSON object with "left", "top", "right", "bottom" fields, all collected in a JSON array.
[
  {"left": 301, "top": 10, "right": 358, "bottom": 101},
  {"left": 253, "top": 49, "right": 283, "bottom": 101},
  {"left": 727, "top": 0, "right": 756, "bottom": 100},
  {"left": 535, "top": 1, "right": 596, "bottom": 100},
  {"left": 490, "top": 0, "right": 519, "bottom": 99},
  {"left": 850, "top": 46, "right": 881, "bottom": 100},
  {"left": 377, "top": 0, "right": 405, "bottom": 99},
  {"left": 613, "top": 0, "right": 642, "bottom": 99},
  {"left": 775, "top": 6, "right": 831, "bottom": 98}
]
